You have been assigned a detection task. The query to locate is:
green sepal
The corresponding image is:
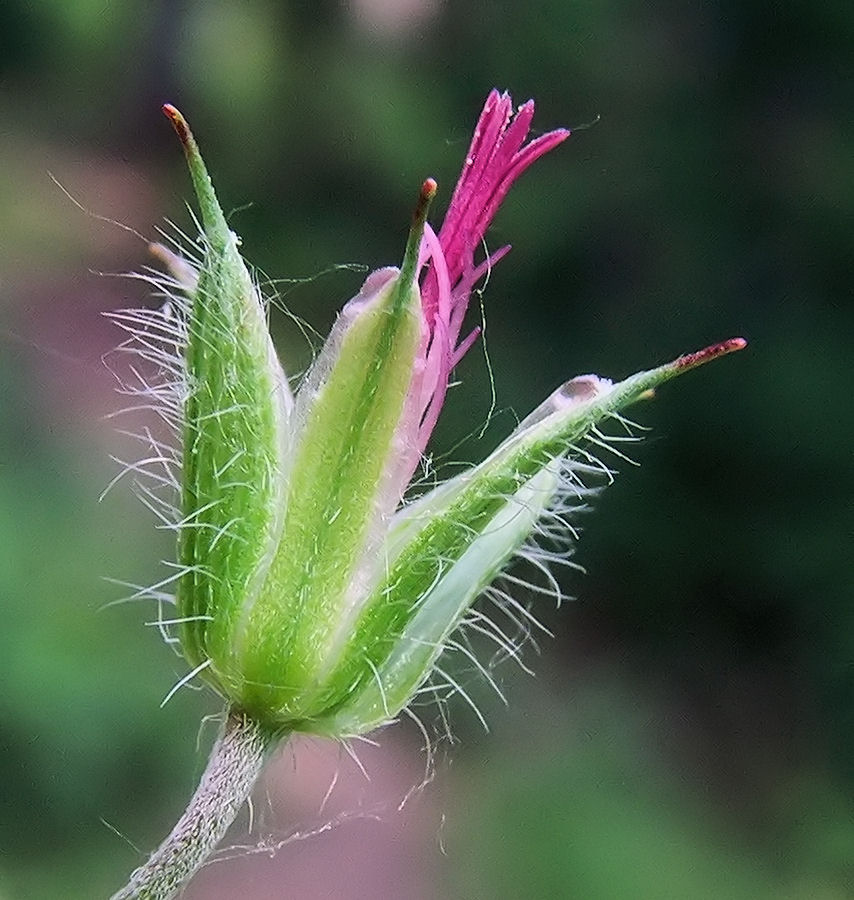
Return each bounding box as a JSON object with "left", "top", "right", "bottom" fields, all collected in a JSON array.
[
  {"left": 229, "top": 185, "right": 436, "bottom": 726},
  {"left": 164, "top": 107, "right": 291, "bottom": 686},
  {"left": 316, "top": 340, "right": 746, "bottom": 735},
  {"left": 231, "top": 268, "right": 423, "bottom": 722}
]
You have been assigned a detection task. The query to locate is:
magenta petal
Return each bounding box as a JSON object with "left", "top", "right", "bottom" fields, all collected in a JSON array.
[
  {"left": 471, "top": 128, "right": 570, "bottom": 244},
  {"left": 403, "top": 91, "right": 568, "bottom": 482}
]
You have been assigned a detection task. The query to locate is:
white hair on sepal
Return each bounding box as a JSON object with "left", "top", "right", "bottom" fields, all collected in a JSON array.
[
  {"left": 420, "top": 411, "right": 648, "bottom": 736},
  {"left": 102, "top": 210, "right": 289, "bottom": 655},
  {"left": 99, "top": 224, "right": 205, "bottom": 652},
  {"left": 102, "top": 221, "right": 203, "bottom": 436},
  {"left": 502, "top": 410, "right": 648, "bottom": 621},
  {"left": 99, "top": 558, "right": 208, "bottom": 652}
]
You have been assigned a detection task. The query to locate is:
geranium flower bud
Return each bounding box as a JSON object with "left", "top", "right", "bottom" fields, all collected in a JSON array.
[
  {"left": 110, "top": 92, "right": 745, "bottom": 900},
  {"left": 111, "top": 99, "right": 747, "bottom": 740}
]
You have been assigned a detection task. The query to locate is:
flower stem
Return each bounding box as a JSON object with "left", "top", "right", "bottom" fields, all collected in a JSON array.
[{"left": 112, "top": 709, "right": 281, "bottom": 900}]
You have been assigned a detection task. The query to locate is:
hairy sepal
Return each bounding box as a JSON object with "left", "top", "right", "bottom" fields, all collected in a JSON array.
[
  {"left": 169, "top": 109, "right": 292, "bottom": 689},
  {"left": 315, "top": 345, "right": 743, "bottom": 736},
  {"left": 231, "top": 265, "right": 424, "bottom": 723}
]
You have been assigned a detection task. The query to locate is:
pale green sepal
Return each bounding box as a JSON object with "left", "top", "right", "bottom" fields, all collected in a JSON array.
[
  {"left": 233, "top": 266, "right": 424, "bottom": 723},
  {"left": 164, "top": 107, "right": 292, "bottom": 691},
  {"left": 323, "top": 463, "right": 562, "bottom": 736},
  {"left": 315, "top": 341, "right": 745, "bottom": 734}
]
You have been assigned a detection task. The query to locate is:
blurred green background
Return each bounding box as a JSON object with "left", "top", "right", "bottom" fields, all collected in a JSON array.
[{"left": 1, "top": 1, "right": 852, "bottom": 898}]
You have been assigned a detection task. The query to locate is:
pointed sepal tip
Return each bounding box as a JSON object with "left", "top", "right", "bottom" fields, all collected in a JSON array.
[
  {"left": 162, "top": 103, "right": 192, "bottom": 149},
  {"left": 161, "top": 103, "right": 229, "bottom": 248},
  {"left": 399, "top": 177, "right": 437, "bottom": 289},
  {"left": 673, "top": 337, "right": 747, "bottom": 373}
]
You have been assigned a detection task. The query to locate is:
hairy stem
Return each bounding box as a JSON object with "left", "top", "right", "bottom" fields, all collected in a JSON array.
[{"left": 112, "top": 709, "right": 281, "bottom": 900}]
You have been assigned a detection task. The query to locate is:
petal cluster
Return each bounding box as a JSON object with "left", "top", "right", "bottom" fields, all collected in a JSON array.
[{"left": 407, "top": 91, "right": 570, "bottom": 484}]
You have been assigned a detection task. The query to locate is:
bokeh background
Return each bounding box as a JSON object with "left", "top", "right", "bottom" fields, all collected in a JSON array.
[{"left": 1, "top": 2, "right": 852, "bottom": 898}]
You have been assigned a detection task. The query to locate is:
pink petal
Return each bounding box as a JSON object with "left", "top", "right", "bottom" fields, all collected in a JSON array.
[{"left": 402, "top": 91, "right": 569, "bottom": 481}]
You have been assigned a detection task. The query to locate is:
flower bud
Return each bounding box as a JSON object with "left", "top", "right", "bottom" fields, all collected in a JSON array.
[
  {"left": 140, "top": 100, "right": 745, "bottom": 739},
  {"left": 108, "top": 94, "right": 746, "bottom": 900}
]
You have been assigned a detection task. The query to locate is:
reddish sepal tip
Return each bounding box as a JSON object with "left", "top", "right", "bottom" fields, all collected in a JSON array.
[
  {"left": 675, "top": 337, "right": 747, "bottom": 370},
  {"left": 412, "top": 177, "right": 438, "bottom": 227},
  {"left": 162, "top": 103, "right": 191, "bottom": 146}
]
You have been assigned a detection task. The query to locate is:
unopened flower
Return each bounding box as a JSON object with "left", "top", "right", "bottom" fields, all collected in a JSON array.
[{"left": 109, "top": 92, "right": 744, "bottom": 899}]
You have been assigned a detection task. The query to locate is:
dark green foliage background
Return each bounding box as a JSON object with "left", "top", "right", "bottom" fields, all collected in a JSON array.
[{"left": 1, "top": 1, "right": 851, "bottom": 897}]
